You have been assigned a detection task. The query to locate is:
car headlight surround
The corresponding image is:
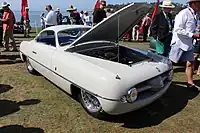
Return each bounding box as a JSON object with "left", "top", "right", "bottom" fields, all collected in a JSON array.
[
  {"left": 126, "top": 87, "right": 138, "bottom": 103},
  {"left": 120, "top": 88, "right": 138, "bottom": 103}
]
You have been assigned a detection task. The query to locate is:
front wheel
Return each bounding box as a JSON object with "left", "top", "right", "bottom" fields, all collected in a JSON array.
[
  {"left": 26, "top": 57, "right": 37, "bottom": 75},
  {"left": 78, "top": 89, "right": 104, "bottom": 118}
]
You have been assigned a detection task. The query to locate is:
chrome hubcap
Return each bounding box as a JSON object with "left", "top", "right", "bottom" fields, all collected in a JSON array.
[{"left": 81, "top": 90, "right": 101, "bottom": 113}]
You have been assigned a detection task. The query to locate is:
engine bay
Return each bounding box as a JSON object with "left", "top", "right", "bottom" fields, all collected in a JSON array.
[{"left": 78, "top": 45, "right": 150, "bottom": 65}]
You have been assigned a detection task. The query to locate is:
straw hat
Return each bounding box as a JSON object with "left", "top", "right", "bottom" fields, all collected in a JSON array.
[
  {"left": 159, "top": 0, "right": 175, "bottom": 8},
  {"left": 1, "top": 2, "right": 10, "bottom": 8},
  {"left": 66, "top": 5, "right": 76, "bottom": 11}
]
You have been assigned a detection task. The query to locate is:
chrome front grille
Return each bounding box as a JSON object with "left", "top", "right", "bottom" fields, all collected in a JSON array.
[{"left": 135, "top": 71, "right": 171, "bottom": 100}]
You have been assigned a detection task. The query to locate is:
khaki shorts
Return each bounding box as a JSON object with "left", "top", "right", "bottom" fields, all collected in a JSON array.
[{"left": 169, "top": 44, "right": 194, "bottom": 63}]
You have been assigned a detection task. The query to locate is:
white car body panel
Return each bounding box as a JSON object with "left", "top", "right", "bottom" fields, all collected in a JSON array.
[
  {"left": 20, "top": 3, "right": 173, "bottom": 115},
  {"left": 98, "top": 81, "right": 171, "bottom": 115}
]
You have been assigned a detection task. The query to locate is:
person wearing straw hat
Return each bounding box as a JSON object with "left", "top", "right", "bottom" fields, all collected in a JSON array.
[
  {"left": 151, "top": 0, "right": 175, "bottom": 57},
  {"left": 66, "top": 5, "right": 76, "bottom": 12},
  {"left": 66, "top": 5, "right": 76, "bottom": 24},
  {"left": 66, "top": 5, "right": 82, "bottom": 25},
  {"left": 169, "top": 0, "right": 200, "bottom": 91},
  {"left": 0, "top": 2, "right": 17, "bottom": 52}
]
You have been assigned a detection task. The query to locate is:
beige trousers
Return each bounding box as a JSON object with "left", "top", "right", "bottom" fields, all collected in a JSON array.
[{"left": 3, "top": 30, "right": 17, "bottom": 51}]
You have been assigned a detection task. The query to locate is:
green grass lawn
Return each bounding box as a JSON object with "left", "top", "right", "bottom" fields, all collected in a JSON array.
[{"left": 0, "top": 41, "right": 199, "bottom": 133}]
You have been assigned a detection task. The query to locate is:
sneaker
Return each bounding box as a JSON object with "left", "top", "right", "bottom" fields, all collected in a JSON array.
[{"left": 187, "top": 83, "right": 200, "bottom": 92}]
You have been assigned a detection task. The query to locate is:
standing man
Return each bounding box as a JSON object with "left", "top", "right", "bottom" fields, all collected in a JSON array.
[
  {"left": 93, "top": 0, "right": 107, "bottom": 25},
  {"left": 84, "top": 11, "right": 92, "bottom": 26},
  {"left": 141, "top": 13, "right": 152, "bottom": 42},
  {"left": 151, "top": 0, "right": 175, "bottom": 56},
  {"left": 66, "top": 5, "right": 76, "bottom": 24},
  {"left": 42, "top": 5, "right": 57, "bottom": 28},
  {"left": 67, "top": 5, "right": 82, "bottom": 25},
  {"left": 23, "top": 7, "right": 31, "bottom": 37},
  {"left": 0, "top": 2, "right": 17, "bottom": 51},
  {"left": 40, "top": 12, "right": 45, "bottom": 29},
  {"left": 80, "top": 10, "right": 84, "bottom": 23},
  {"left": 169, "top": 0, "right": 200, "bottom": 91},
  {"left": 56, "top": 8, "right": 63, "bottom": 25}
]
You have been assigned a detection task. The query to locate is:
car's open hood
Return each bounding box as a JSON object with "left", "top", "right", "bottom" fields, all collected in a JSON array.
[{"left": 68, "top": 3, "right": 152, "bottom": 47}]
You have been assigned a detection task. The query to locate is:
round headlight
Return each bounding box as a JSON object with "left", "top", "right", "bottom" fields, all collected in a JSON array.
[{"left": 126, "top": 88, "right": 138, "bottom": 103}]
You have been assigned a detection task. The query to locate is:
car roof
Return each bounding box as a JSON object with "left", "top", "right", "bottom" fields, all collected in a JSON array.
[{"left": 43, "top": 25, "right": 92, "bottom": 33}]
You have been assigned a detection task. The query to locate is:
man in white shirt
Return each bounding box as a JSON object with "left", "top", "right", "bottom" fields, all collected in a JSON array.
[
  {"left": 169, "top": 0, "right": 200, "bottom": 91},
  {"left": 83, "top": 11, "right": 92, "bottom": 26},
  {"left": 42, "top": 5, "right": 57, "bottom": 28}
]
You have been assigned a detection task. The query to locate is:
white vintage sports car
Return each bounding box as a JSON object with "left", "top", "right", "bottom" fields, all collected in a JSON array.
[{"left": 20, "top": 3, "right": 173, "bottom": 118}]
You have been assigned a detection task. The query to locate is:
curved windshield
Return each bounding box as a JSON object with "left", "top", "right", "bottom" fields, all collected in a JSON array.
[{"left": 57, "top": 28, "right": 90, "bottom": 46}]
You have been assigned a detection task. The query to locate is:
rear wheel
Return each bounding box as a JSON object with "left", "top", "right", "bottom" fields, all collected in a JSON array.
[
  {"left": 78, "top": 89, "right": 104, "bottom": 118},
  {"left": 26, "top": 57, "right": 37, "bottom": 75}
]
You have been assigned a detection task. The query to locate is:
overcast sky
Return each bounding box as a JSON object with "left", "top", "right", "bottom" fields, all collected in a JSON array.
[{"left": 0, "top": 0, "right": 184, "bottom": 11}]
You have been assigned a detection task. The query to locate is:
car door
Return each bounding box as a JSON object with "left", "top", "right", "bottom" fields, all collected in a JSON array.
[{"left": 32, "top": 30, "right": 57, "bottom": 76}]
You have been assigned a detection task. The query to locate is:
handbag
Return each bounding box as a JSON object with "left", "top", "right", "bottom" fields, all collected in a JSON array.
[{"left": 150, "top": 37, "right": 164, "bottom": 54}]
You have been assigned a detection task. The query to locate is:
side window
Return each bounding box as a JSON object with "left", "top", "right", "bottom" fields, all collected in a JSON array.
[
  {"left": 36, "top": 30, "right": 56, "bottom": 47},
  {"left": 57, "top": 28, "right": 90, "bottom": 46}
]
